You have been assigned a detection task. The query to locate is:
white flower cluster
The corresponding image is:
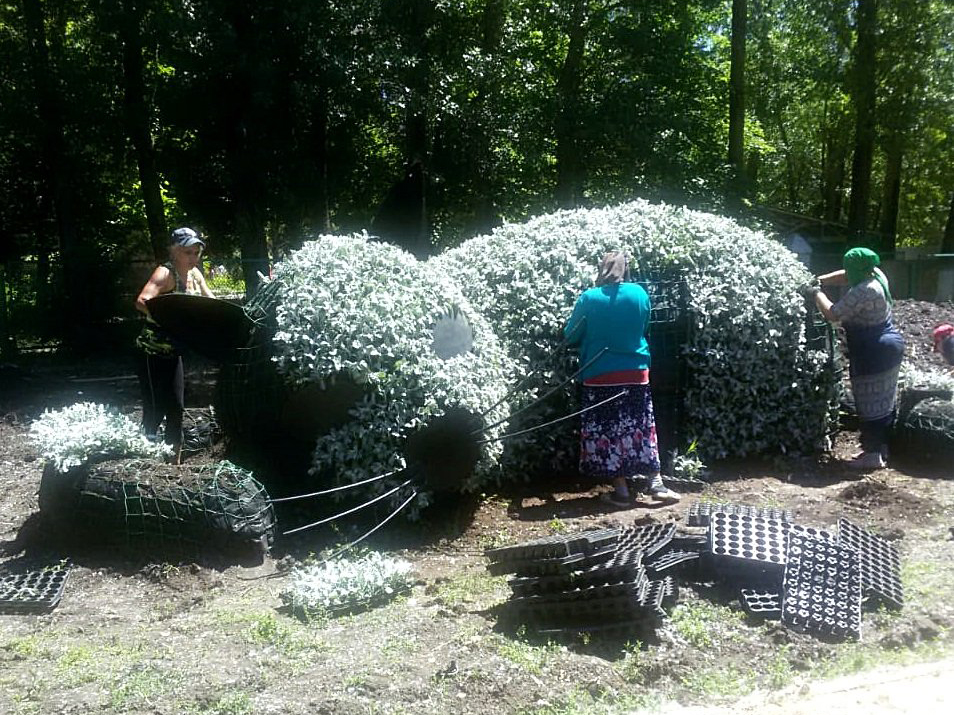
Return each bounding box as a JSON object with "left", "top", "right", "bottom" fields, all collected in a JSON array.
[
  {"left": 268, "top": 233, "right": 515, "bottom": 514},
  {"left": 899, "top": 364, "right": 954, "bottom": 397},
  {"left": 436, "top": 200, "right": 836, "bottom": 462},
  {"left": 280, "top": 551, "right": 413, "bottom": 616},
  {"left": 30, "top": 402, "right": 171, "bottom": 472}
]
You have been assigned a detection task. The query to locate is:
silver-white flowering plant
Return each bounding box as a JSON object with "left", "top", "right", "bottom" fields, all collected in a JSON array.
[
  {"left": 899, "top": 364, "right": 954, "bottom": 397},
  {"left": 279, "top": 551, "right": 413, "bottom": 617},
  {"left": 30, "top": 402, "right": 172, "bottom": 472},
  {"left": 268, "top": 233, "right": 515, "bottom": 514},
  {"left": 436, "top": 199, "right": 836, "bottom": 463}
]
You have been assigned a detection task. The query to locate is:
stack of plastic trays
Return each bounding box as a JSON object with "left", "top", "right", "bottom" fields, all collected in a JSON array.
[
  {"left": 619, "top": 522, "right": 676, "bottom": 558},
  {"left": 0, "top": 567, "right": 70, "bottom": 615},
  {"left": 687, "top": 502, "right": 794, "bottom": 528},
  {"left": 708, "top": 512, "right": 788, "bottom": 584},
  {"left": 837, "top": 518, "right": 903, "bottom": 609},
  {"left": 783, "top": 533, "right": 862, "bottom": 641},
  {"left": 508, "top": 549, "right": 644, "bottom": 597},
  {"left": 486, "top": 529, "right": 621, "bottom": 576}
]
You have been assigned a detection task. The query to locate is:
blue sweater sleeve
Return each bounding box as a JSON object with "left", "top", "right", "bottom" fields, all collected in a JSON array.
[{"left": 564, "top": 295, "right": 586, "bottom": 346}]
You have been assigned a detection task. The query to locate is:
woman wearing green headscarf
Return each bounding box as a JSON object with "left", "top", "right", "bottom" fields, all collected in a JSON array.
[{"left": 809, "top": 248, "right": 904, "bottom": 470}]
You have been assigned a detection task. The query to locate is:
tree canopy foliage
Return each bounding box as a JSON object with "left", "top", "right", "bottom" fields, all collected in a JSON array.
[{"left": 0, "top": 0, "right": 951, "bottom": 350}]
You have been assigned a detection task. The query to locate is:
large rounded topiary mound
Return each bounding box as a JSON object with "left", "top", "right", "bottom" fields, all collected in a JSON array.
[
  {"left": 435, "top": 200, "right": 836, "bottom": 464},
  {"left": 267, "top": 234, "right": 515, "bottom": 513}
]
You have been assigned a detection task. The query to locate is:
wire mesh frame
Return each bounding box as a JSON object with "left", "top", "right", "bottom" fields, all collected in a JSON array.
[
  {"left": 76, "top": 460, "right": 277, "bottom": 554},
  {"left": 636, "top": 273, "right": 691, "bottom": 466},
  {"left": 804, "top": 307, "right": 842, "bottom": 441}
]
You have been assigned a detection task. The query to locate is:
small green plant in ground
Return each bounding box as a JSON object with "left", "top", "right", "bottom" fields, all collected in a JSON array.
[
  {"left": 434, "top": 570, "right": 508, "bottom": 607},
  {"left": 107, "top": 664, "right": 173, "bottom": 711},
  {"left": 0, "top": 635, "right": 46, "bottom": 660},
  {"left": 493, "top": 631, "right": 565, "bottom": 675},
  {"left": 764, "top": 644, "right": 795, "bottom": 689},
  {"left": 670, "top": 440, "right": 707, "bottom": 481},
  {"left": 813, "top": 636, "right": 951, "bottom": 679},
  {"left": 669, "top": 601, "right": 746, "bottom": 649},
  {"left": 244, "top": 612, "right": 322, "bottom": 656},
  {"left": 548, "top": 517, "right": 569, "bottom": 534},
  {"left": 186, "top": 691, "right": 254, "bottom": 715},
  {"left": 521, "top": 687, "right": 660, "bottom": 715},
  {"left": 678, "top": 665, "right": 755, "bottom": 701}
]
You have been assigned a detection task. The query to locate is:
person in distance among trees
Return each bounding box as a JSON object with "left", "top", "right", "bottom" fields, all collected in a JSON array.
[{"left": 134, "top": 227, "right": 215, "bottom": 463}]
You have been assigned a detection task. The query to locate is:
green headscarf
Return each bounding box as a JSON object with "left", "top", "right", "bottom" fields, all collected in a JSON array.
[{"left": 843, "top": 247, "right": 892, "bottom": 303}]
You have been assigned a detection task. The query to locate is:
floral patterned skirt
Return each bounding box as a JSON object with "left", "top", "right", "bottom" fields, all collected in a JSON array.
[{"left": 579, "top": 384, "right": 660, "bottom": 480}]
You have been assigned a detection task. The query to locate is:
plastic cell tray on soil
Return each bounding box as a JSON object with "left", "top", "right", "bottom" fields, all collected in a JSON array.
[
  {"left": 786, "top": 523, "right": 836, "bottom": 544},
  {"left": 507, "top": 574, "right": 649, "bottom": 607},
  {"left": 489, "top": 544, "right": 620, "bottom": 577},
  {"left": 641, "top": 576, "right": 678, "bottom": 616},
  {"left": 0, "top": 567, "right": 70, "bottom": 615},
  {"left": 687, "top": 502, "right": 793, "bottom": 528},
  {"left": 645, "top": 549, "right": 701, "bottom": 576},
  {"left": 507, "top": 587, "right": 660, "bottom": 628},
  {"left": 782, "top": 533, "right": 862, "bottom": 641},
  {"left": 837, "top": 518, "right": 904, "bottom": 609},
  {"left": 620, "top": 523, "right": 676, "bottom": 558},
  {"left": 485, "top": 528, "right": 620, "bottom": 563},
  {"left": 508, "top": 553, "right": 645, "bottom": 597},
  {"left": 709, "top": 512, "right": 788, "bottom": 578},
  {"left": 740, "top": 589, "right": 782, "bottom": 619}
]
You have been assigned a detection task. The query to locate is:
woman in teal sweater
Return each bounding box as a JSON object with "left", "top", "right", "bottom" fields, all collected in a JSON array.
[{"left": 564, "top": 252, "right": 679, "bottom": 506}]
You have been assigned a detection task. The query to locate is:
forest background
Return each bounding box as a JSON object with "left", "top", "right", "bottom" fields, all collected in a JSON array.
[{"left": 0, "top": 0, "right": 951, "bottom": 353}]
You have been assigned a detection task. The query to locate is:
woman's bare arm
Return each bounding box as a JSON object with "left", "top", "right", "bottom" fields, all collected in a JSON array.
[
  {"left": 191, "top": 267, "right": 215, "bottom": 298},
  {"left": 817, "top": 269, "right": 849, "bottom": 287},
  {"left": 813, "top": 289, "right": 838, "bottom": 323},
  {"left": 135, "top": 265, "right": 173, "bottom": 315}
]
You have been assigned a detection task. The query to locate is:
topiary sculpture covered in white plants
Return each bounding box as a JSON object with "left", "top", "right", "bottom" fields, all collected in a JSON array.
[
  {"left": 434, "top": 199, "right": 837, "bottom": 466},
  {"left": 247, "top": 233, "right": 515, "bottom": 517}
]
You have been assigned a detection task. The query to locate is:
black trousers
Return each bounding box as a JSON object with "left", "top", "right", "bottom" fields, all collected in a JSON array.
[{"left": 137, "top": 351, "right": 184, "bottom": 449}]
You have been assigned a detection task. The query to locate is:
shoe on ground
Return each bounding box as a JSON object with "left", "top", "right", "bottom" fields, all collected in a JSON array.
[
  {"left": 600, "top": 491, "right": 633, "bottom": 508},
  {"left": 645, "top": 475, "right": 681, "bottom": 503},
  {"left": 847, "top": 451, "right": 885, "bottom": 471}
]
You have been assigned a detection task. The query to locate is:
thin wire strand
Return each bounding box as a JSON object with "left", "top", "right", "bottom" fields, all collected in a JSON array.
[
  {"left": 269, "top": 469, "right": 401, "bottom": 503},
  {"left": 282, "top": 478, "right": 414, "bottom": 535},
  {"left": 317, "top": 491, "right": 420, "bottom": 564},
  {"left": 472, "top": 346, "right": 609, "bottom": 436},
  {"left": 478, "top": 316, "right": 587, "bottom": 418},
  {"left": 475, "top": 390, "right": 627, "bottom": 445}
]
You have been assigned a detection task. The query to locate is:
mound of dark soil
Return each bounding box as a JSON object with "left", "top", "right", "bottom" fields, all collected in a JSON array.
[{"left": 892, "top": 299, "right": 954, "bottom": 372}]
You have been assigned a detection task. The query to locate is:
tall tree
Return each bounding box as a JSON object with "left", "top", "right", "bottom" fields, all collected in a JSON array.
[
  {"left": 727, "top": 0, "right": 747, "bottom": 199},
  {"left": 554, "top": 0, "right": 587, "bottom": 208},
  {"left": 847, "top": 0, "right": 878, "bottom": 237},
  {"left": 119, "top": 0, "right": 166, "bottom": 261}
]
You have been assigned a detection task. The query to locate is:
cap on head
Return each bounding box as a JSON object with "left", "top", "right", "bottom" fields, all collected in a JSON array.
[
  {"left": 933, "top": 324, "right": 954, "bottom": 350},
  {"left": 170, "top": 227, "right": 205, "bottom": 250}
]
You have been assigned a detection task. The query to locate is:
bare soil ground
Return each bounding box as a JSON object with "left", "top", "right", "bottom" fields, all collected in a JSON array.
[{"left": 0, "top": 301, "right": 952, "bottom": 715}]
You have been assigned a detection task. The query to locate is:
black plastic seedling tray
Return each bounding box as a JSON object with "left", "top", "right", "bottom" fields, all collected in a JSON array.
[
  {"left": 783, "top": 533, "right": 862, "bottom": 641},
  {"left": 645, "top": 549, "right": 700, "bottom": 575},
  {"left": 740, "top": 589, "right": 782, "bottom": 619},
  {"left": 837, "top": 518, "right": 903, "bottom": 610},
  {"left": 709, "top": 512, "right": 788, "bottom": 572},
  {"left": 620, "top": 523, "right": 676, "bottom": 558},
  {"left": 687, "top": 502, "right": 793, "bottom": 528},
  {"left": 661, "top": 475, "right": 708, "bottom": 493},
  {"left": 0, "top": 566, "right": 70, "bottom": 615},
  {"left": 485, "top": 528, "right": 620, "bottom": 563},
  {"left": 508, "top": 552, "right": 645, "bottom": 597}
]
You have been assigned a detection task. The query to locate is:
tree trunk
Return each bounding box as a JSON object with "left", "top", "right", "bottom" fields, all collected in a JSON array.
[
  {"left": 22, "top": 0, "right": 88, "bottom": 346},
  {"left": 878, "top": 139, "right": 903, "bottom": 254},
  {"left": 942, "top": 191, "right": 954, "bottom": 254},
  {"left": 727, "top": 0, "right": 747, "bottom": 198},
  {"left": 224, "top": 2, "right": 270, "bottom": 298},
  {"left": 310, "top": 85, "right": 330, "bottom": 236},
  {"left": 554, "top": 0, "right": 587, "bottom": 209},
  {"left": 120, "top": 0, "right": 167, "bottom": 261},
  {"left": 847, "top": 0, "right": 878, "bottom": 237},
  {"left": 822, "top": 133, "right": 848, "bottom": 222},
  {"left": 0, "top": 261, "right": 15, "bottom": 358}
]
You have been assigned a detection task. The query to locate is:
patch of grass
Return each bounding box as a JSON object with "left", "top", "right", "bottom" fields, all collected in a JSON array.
[
  {"left": 0, "top": 635, "right": 46, "bottom": 660},
  {"left": 678, "top": 665, "right": 755, "bottom": 701},
  {"left": 813, "top": 636, "right": 951, "bottom": 679},
  {"left": 520, "top": 688, "right": 660, "bottom": 714},
  {"left": 434, "top": 570, "right": 508, "bottom": 607},
  {"left": 244, "top": 611, "right": 324, "bottom": 656},
  {"left": 615, "top": 640, "right": 649, "bottom": 683},
  {"left": 901, "top": 560, "right": 952, "bottom": 604},
  {"left": 107, "top": 664, "right": 172, "bottom": 710},
  {"left": 763, "top": 644, "right": 795, "bottom": 689},
  {"left": 669, "top": 601, "right": 746, "bottom": 649},
  {"left": 493, "top": 632, "right": 565, "bottom": 675}
]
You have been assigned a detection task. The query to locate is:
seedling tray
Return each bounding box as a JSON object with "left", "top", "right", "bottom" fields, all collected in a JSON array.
[
  {"left": 485, "top": 528, "right": 620, "bottom": 563},
  {"left": 837, "top": 518, "right": 903, "bottom": 609},
  {"left": 740, "top": 589, "right": 781, "bottom": 619},
  {"left": 661, "top": 475, "right": 707, "bottom": 493},
  {"left": 783, "top": 533, "right": 862, "bottom": 641},
  {"left": 687, "top": 502, "right": 793, "bottom": 528},
  {"left": 709, "top": 512, "right": 788, "bottom": 569},
  {"left": 620, "top": 523, "right": 676, "bottom": 558},
  {"left": 508, "top": 554, "right": 645, "bottom": 597},
  {"left": 645, "top": 549, "right": 700, "bottom": 575},
  {"left": 0, "top": 566, "right": 70, "bottom": 615}
]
